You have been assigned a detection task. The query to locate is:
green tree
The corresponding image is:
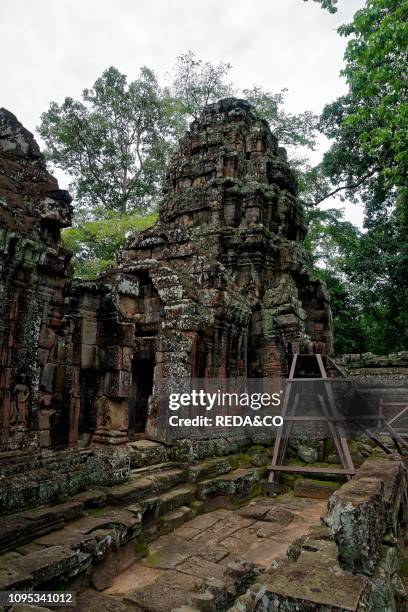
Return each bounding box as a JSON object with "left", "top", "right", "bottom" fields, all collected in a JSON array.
[
  {"left": 242, "top": 87, "right": 318, "bottom": 150},
  {"left": 317, "top": 0, "right": 408, "bottom": 352},
  {"left": 62, "top": 212, "right": 158, "bottom": 279},
  {"left": 303, "top": 0, "right": 338, "bottom": 12},
  {"left": 305, "top": 207, "right": 360, "bottom": 270},
  {"left": 305, "top": 208, "right": 368, "bottom": 353},
  {"left": 39, "top": 67, "right": 168, "bottom": 218},
  {"left": 305, "top": 205, "right": 405, "bottom": 354},
  {"left": 319, "top": 0, "right": 408, "bottom": 211},
  {"left": 170, "top": 51, "right": 234, "bottom": 124},
  {"left": 41, "top": 54, "right": 322, "bottom": 278}
]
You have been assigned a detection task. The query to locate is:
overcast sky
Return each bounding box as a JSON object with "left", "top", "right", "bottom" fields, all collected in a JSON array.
[{"left": 0, "top": 0, "right": 365, "bottom": 225}]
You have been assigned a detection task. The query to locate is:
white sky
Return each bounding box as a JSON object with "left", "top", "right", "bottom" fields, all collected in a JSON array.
[{"left": 0, "top": 0, "right": 365, "bottom": 226}]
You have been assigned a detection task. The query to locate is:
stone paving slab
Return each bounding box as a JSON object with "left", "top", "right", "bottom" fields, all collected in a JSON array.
[
  {"left": 89, "top": 495, "right": 327, "bottom": 612},
  {"left": 261, "top": 539, "right": 369, "bottom": 611}
]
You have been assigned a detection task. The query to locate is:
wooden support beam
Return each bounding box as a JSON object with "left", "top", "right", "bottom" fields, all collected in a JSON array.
[{"left": 268, "top": 465, "right": 356, "bottom": 475}]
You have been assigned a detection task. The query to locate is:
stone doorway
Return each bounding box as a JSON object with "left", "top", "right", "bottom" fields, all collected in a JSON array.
[{"left": 128, "top": 357, "right": 154, "bottom": 436}]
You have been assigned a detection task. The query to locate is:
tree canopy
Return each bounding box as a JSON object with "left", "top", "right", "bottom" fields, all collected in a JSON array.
[
  {"left": 303, "top": 0, "right": 338, "bottom": 12},
  {"left": 39, "top": 67, "right": 168, "bottom": 217},
  {"left": 170, "top": 51, "right": 234, "bottom": 123},
  {"left": 313, "top": 0, "right": 408, "bottom": 353},
  {"left": 63, "top": 211, "right": 158, "bottom": 279},
  {"left": 38, "top": 0, "right": 407, "bottom": 354},
  {"left": 319, "top": 0, "right": 408, "bottom": 212},
  {"left": 40, "top": 53, "right": 321, "bottom": 278}
]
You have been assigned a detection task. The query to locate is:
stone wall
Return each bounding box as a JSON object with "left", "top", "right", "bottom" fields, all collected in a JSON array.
[
  {"left": 0, "top": 100, "right": 333, "bottom": 451},
  {"left": 337, "top": 352, "right": 408, "bottom": 377},
  {"left": 232, "top": 457, "right": 408, "bottom": 611},
  {"left": 70, "top": 98, "right": 333, "bottom": 444},
  {"left": 335, "top": 353, "right": 408, "bottom": 437},
  {"left": 0, "top": 109, "right": 73, "bottom": 451}
]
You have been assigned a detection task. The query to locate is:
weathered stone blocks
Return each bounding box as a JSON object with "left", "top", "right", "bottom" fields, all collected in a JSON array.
[
  {"left": 325, "top": 476, "right": 385, "bottom": 575},
  {"left": 325, "top": 458, "right": 407, "bottom": 576},
  {"left": 0, "top": 109, "right": 74, "bottom": 451}
]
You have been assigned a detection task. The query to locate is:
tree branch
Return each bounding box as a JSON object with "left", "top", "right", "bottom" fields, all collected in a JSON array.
[{"left": 313, "top": 170, "right": 377, "bottom": 206}]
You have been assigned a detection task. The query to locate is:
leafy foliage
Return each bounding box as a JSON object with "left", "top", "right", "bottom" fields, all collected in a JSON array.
[
  {"left": 303, "top": 0, "right": 338, "bottom": 13},
  {"left": 170, "top": 52, "right": 234, "bottom": 123},
  {"left": 305, "top": 207, "right": 360, "bottom": 268},
  {"left": 306, "top": 204, "right": 408, "bottom": 353},
  {"left": 316, "top": 0, "right": 408, "bottom": 353},
  {"left": 319, "top": 0, "right": 408, "bottom": 211},
  {"left": 39, "top": 67, "right": 168, "bottom": 217},
  {"left": 242, "top": 87, "right": 318, "bottom": 150},
  {"left": 62, "top": 212, "right": 158, "bottom": 279}
]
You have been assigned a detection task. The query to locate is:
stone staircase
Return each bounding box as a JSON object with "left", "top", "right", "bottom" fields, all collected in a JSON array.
[{"left": 0, "top": 439, "right": 269, "bottom": 593}]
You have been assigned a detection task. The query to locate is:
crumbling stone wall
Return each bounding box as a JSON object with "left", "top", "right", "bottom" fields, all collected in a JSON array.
[
  {"left": 0, "top": 109, "right": 73, "bottom": 451},
  {"left": 0, "top": 100, "right": 333, "bottom": 450},
  {"left": 337, "top": 352, "right": 408, "bottom": 375},
  {"left": 232, "top": 457, "right": 408, "bottom": 611},
  {"left": 82, "top": 98, "right": 333, "bottom": 443}
]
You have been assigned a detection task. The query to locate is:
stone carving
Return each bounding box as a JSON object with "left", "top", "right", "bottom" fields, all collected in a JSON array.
[{"left": 0, "top": 108, "right": 73, "bottom": 451}]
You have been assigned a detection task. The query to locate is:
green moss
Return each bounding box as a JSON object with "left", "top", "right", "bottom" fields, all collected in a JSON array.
[
  {"left": 311, "top": 462, "right": 342, "bottom": 469},
  {"left": 86, "top": 506, "right": 110, "bottom": 516},
  {"left": 401, "top": 558, "right": 408, "bottom": 577},
  {"left": 191, "top": 500, "right": 204, "bottom": 516},
  {"left": 295, "top": 477, "right": 339, "bottom": 487},
  {"left": 249, "top": 484, "right": 263, "bottom": 499},
  {"left": 134, "top": 534, "right": 149, "bottom": 555},
  {"left": 286, "top": 458, "right": 306, "bottom": 466},
  {"left": 228, "top": 455, "right": 240, "bottom": 469},
  {"left": 276, "top": 490, "right": 295, "bottom": 502},
  {"left": 145, "top": 551, "right": 160, "bottom": 566},
  {"left": 238, "top": 453, "right": 251, "bottom": 465}
]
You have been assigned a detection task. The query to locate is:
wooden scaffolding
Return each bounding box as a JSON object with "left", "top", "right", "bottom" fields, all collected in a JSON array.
[{"left": 266, "top": 353, "right": 405, "bottom": 492}]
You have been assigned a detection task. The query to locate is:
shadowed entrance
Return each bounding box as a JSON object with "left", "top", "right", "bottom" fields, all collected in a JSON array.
[{"left": 128, "top": 357, "right": 154, "bottom": 435}]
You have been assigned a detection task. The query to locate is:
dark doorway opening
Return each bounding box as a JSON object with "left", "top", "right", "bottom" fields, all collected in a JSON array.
[
  {"left": 77, "top": 370, "right": 97, "bottom": 448},
  {"left": 128, "top": 358, "right": 154, "bottom": 435}
]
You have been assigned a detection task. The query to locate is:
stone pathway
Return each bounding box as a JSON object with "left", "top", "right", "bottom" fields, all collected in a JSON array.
[{"left": 76, "top": 494, "right": 326, "bottom": 611}]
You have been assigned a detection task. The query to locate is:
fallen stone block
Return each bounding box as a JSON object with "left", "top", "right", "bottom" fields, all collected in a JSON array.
[
  {"left": 127, "top": 439, "right": 171, "bottom": 468},
  {"left": 126, "top": 569, "right": 204, "bottom": 612},
  {"left": 196, "top": 468, "right": 266, "bottom": 501},
  {"left": 353, "top": 459, "right": 407, "bottom": 534},
  {"left": 0, "top": 516, "right": 45, "bottom": 554},
  {"left": 161, "top": 506, "right": 193, "bottom": 531},
  {"left": 107, "top": 466, "right": 186, "bottom": 505},
  {"left": 72, "top": 489, "right": 107, "bottom": 508},
  {"left": 187, "top": 457, "right": 232, "bottom": 482},
  {"left": 13, "top": 545, "right": 81, "bottom": 587},
  {"left": 325, "top": 477, "right": 385, "bottom": 575},
  {"left": 260, "top": 539, "right": 370, "bottom": 611},
  {"left": 0, "top": 564, "right": 32, "bottom": 590},
  {"left": 142, "top": 485, "right": 196, "bottom": 518}
]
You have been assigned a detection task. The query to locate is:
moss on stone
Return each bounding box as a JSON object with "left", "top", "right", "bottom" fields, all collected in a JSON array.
[
  {"left": 400, "top": 558, "right": 408, "bottom": 577},
  {"left": 286, "top": 458, "right": 306, "bottom": 466},
  {"left": 134, "top": 534, "right": 149, "bottom": 555},
  {"left": 238, "top": 453, "right": 251, "bottom": 466},
  {"left": 295, "top": 477, "right": 339, "bottom": 487},
  {"left": 228, "top": 455, "right": 240, "bottom": 469}
]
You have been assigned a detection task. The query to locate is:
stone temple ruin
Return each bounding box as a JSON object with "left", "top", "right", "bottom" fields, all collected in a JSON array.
[
  {"left": 1, "top": 101, "right": 408, "bottom": 610},
  {"left": 0, "top": 99, "right": 332, "bottom": 452}
]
